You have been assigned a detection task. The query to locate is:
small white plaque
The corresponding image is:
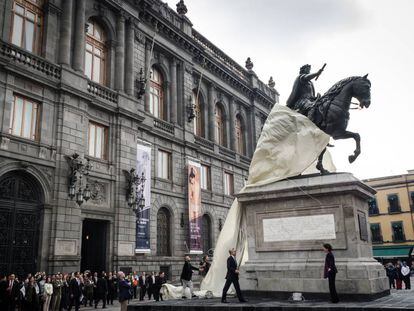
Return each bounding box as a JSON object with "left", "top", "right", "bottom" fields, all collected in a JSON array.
[
  {"left": 55, "top": 239, "right": 77, "bottom": 255},
  {"left": 118, "top": 242, "right": 134, "bottom": 256},
  {"left": 263, "top": 214, "right": 336, "bottom": 242}
]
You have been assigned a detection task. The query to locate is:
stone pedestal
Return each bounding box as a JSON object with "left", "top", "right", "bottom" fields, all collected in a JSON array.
[{"left": 237, "top": 173, "right": 389, "bottom": 300}]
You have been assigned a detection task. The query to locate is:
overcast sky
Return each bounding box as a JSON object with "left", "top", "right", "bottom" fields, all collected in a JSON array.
[{"left": 165, "top": 0, "right": 413, "bottom": 179}]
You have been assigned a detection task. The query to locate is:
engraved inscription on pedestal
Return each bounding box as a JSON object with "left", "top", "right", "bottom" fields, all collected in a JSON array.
[
  {"left": 263, "top": 214, "right": 336, "bottom": 242},
  {"left": 255, "top": 205, "right": 346, "bottom": 251}
]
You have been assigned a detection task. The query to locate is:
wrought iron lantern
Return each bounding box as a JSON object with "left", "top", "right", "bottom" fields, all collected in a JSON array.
[
  {"left": 187, "top": 95, "right": 196, "bottom": 123},
  {"left": 66, "top": 153, "right": 93, "bottom": 206},
  {"left": 125, "top": 168, "right": 146, "bottom": 217},
  {"left": 136, "top": 68, "right": 146, "bottom": 99}
]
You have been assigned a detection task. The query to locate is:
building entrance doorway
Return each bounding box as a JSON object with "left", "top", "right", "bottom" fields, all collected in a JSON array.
[
  {"left": 81, "top": 219, "right": 108, "bottom": 273},
  {"left": 0, "top": 170, "right": 43, "bottom": 278}
]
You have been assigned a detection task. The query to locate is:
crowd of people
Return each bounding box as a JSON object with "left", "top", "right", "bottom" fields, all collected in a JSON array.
[
  {"left": 0, "top": 269, "right": 169, "bottom": 311},
  {"left": 385, "top": 261, "right": 412, "bottom": 290}
]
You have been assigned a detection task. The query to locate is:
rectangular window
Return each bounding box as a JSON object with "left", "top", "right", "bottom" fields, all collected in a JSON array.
[
  {"left": 388, "top": 194, "right": 401, "bottom": 213},
  {"left": 368, "top": 198, "right": 379, "bottom": 215},
  {"left": 223, "top": 172, "right": 234, "bottom": 196},
  {"left": 157, "top": 150, "right": 171, "bottom": 180},
  {"left": 410, "top": 192, "right": 414, "bottom": 211},
  {"left": 392, "top": 221, "right": 405, "bottom": 242},
  {"left": 10, "top": 1, "right": 43, "bottom": 54},
  {"left": 9, "top": 94, "right": 39, "bottom": 140},
  {"left": 88, "top": 122, "right": 108, "bottom": 159},
  {"left": 200, "top": 164, "right": 211, "bottom": 190},
  {"left": 370, "top": 223, "right": 382, "bottom": 243}
]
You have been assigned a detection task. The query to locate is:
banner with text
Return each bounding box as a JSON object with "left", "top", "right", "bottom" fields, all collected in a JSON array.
[
  {"left": 187, "top": 159, "right": 203, "bottom": 254},
  {"left": 135, "top": 143, "right": 151, "bottom": 253}
]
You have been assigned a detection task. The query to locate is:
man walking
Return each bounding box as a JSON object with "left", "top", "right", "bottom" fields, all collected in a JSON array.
[
  {"left": 180, "top": 256, "right": 199, "bottom": 298},
  {"left": 221, "top": 248, "right": 247, "bottom": 303},
  {"left": 95, "top": 272, "right": 108, "bottom": 308},
  {"left": 68, "top": 272, "right": 82, "bottom": 311},
  {"left": 138, "top": 272, "right": 147, "bottom": 301}
]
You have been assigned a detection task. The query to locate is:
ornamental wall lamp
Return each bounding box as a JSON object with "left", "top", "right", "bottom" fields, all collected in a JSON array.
[
  {"left": 136, "top": 68, "right": 146, "bottom": 99},
  {"left": 125, "top": 168, "right": 146, "bottom": 217},
  {"left": 186, "top": 95, "right": 195, "bottom": 123},
  {"left": 67, "top": 153, "right": 93, "bottom": 206}
]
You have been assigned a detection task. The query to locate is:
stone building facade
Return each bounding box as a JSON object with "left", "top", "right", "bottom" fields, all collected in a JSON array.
[
  {"left": 365, "top": 171, "right": 414, "bottom": 262},
  {"left": 0, "top": 0, "right": 277, "bottom": 280}
]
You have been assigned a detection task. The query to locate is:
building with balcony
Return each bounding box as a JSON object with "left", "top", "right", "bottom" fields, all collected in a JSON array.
[
  {"left": 364, "top": 171, "right": 414, "bottom": 262},
  {"left": 0, "top": 0, "right": 277, "bottom": 279}
]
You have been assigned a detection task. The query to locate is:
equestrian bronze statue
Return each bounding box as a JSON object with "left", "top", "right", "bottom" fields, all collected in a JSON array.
[{"left": 287, "top": 64, "right": 371, "bottom": 174}]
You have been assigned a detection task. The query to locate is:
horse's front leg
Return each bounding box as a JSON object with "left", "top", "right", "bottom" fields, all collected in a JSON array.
[{"left": 333, "top": 131, "right": 361, "bottom": 163}]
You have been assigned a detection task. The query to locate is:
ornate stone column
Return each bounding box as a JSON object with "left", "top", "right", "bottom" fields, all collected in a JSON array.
[
  {"left": 208, "top": 83, "right": 215, "bottom": 142},
  {"left": 170, "top": 58, "right": 177, "bottom": 124},
  {"left": 72, "top": 0, "right": 85, "bottom": 72},
  {"left": 124, "top": 19, "right": 134, "bottom": 96},
  {"left": 58, "top": 0, "right": 73, "bottom": 65},
  {"left": 229, "top": 96, "right": 236, "bottom": 151},
  {"left": 115, "top": 14, "right": 125, "bottom": 92}
]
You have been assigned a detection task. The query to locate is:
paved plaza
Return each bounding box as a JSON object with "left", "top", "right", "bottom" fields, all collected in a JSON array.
[{"left": 78, "top": 286, "right": 414, "bottom": 311}]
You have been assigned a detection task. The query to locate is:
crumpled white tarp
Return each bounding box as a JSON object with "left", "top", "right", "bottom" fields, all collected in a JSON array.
[{"left": 168, "top": 105, "right": 336, "bottom": 299}]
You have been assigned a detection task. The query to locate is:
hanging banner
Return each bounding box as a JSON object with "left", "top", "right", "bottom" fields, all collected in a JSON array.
[
  {"left": 135, "top": 143, "right": 151, "bottom": 253},
  {"left": 187, "top": 159, "right": 203, "bottom": 254}
]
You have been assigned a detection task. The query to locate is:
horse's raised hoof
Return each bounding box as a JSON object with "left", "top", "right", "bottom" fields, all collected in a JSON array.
[{"left": 349, "top": 155, "right": 356, "bottom": 163}]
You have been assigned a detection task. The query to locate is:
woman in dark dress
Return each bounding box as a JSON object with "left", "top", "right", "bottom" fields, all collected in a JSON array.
[{"left": 323, "top": 243, "right": 339, "bottom": 303}]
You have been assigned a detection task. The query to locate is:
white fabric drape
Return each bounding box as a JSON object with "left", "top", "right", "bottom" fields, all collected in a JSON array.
[{"left": 159, "top": 105, "right": 335, "bottom": 299}]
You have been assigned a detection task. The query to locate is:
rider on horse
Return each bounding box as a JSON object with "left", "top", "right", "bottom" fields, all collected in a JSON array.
[{"left": 286, "top": 64, "right": 325, "bottom": 115}]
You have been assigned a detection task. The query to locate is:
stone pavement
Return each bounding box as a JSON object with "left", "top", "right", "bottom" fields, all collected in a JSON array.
[
  {"left": 124, "top": 288, "right": 414, "bottom": 311},
  {"left": 79, "top": 288, "right": 414, "bottom": 311}
]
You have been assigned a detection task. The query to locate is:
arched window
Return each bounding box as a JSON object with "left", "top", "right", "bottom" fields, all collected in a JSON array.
[
  {"left": 235, "top": 115, "right": 245, "bottom": 155},
  {"left": 156, "top": 207, "right": 171, "bottom": 256},
  {"left": 193, "top": 91, "right": 204, "bottom": 137},
  {"left": 214, "top": 104, "right": 224, "bottom": 145},
  {"left": 149, "top": 67, "right": 165, "bottom": 120},
  {"left": 201, "top": 214, "right": 212, "bottom": 255},
  {"left": 85, "top": 19, "right": 107, "bottom": 84}
]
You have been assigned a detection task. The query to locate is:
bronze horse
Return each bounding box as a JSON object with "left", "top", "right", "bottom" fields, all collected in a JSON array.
[{"left": 296, "top": 75, "right": 371, "bottom": 174}]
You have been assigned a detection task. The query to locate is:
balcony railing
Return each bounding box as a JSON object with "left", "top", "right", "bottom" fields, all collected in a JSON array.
[
  {"left": 392, "top": 234, "right": 406, "bottom": 242},
  {"left": 194, "top": 136, "right": 214, "bottom": 150},
  {"left": 87, "top": 80, "right": 118, "bottom": 103},
  {"left": 0, "top": 40, "right": 61, "bottom": 79},
  {"left": 371, "top": 236, "right": 383, "bottom": 244},
  {"left": 192, "top": 29, "right": 248, "bottom": 82},
  {"left": 154, "top": 118, "right": 174, "bottom": 134},
  {"left": 388, "top": 205, "right": 402, "bottom": 214}
]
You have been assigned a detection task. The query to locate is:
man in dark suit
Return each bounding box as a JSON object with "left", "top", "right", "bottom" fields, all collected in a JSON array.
[
  {"left": 146, "top": 272, "right": 156, "bottom": 300},
  {"left": 95, "top": 272, "right": 108, "bottom": 308},
  {"left": 221, "top": 248, "right": 247, "bottom": 303},
  {"left": 68, "top": 272, "right": 82, "bottom": 311},
  {"left": 153, "top": 272, "right": 166, "bottom": 302},
  {"left": 138, "top": 272, "right": 147, "bottom": 301},
  {"left": 6, "top": 274, "right": 20, "bottom": 311}
]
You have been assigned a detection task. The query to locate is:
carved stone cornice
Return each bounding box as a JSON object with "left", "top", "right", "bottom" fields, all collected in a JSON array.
[{"left": 44, "top": 2, "right": 62, "bottom": 16}]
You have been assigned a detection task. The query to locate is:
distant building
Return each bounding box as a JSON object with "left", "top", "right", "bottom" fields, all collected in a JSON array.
[
  {"left": 364, "top": 171, "right": 414, "bottom": 262},
  {"left": 0, "top": 0, "right": 277, "bottom": 279}
]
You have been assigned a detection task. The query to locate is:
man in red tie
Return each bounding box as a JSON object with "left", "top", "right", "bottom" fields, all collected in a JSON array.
[{"left": 6, "top": 274, "right": 20, "bottom": 311}]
